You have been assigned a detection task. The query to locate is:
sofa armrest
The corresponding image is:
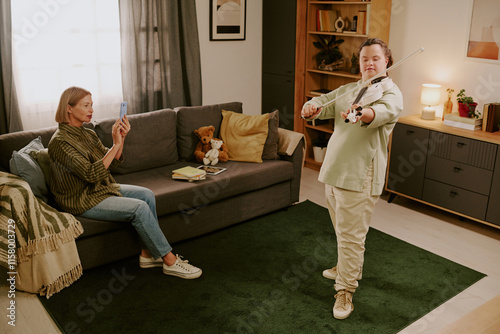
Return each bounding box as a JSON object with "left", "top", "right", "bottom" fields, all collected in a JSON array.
[{"left": 278, "top": 128, "right": 305, "bottom": 203}]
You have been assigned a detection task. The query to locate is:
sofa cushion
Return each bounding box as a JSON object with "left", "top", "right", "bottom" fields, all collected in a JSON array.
[
  {"left": 94, "top": 109, "right": 178, "bottom": 174},
  {"left": 0, "top": 126, "right": 58, "bottom": 172},
  {"left": 262, "top": 109, "right": 279, "bottom": 160},
  {"left": 9, "top": 136, "right": 49, "bottom": 202},
  {"left": 112, "top": 159, "right": 294, "bottom": 217},
  {"left": 220, "top": 110, "right": 269, "bottom": 163},
  {"left": 176, "top": 102, "right": 243, "bottom": 161}
]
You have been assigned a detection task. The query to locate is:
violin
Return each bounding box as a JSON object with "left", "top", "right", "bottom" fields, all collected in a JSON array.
[
  {"left": 344, "top": 76, "right": 394, "bottom": 123},
  {"left": 302, "top": 47, "right": 424, "bottom": 121}
]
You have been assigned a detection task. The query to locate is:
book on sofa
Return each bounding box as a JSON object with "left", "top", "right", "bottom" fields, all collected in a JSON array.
[{"left": 172, "top": 166, "right": 206, "bottom": 182}]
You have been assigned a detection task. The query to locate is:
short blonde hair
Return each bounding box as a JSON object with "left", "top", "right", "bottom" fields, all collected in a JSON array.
[{"left": 55, "top": 86, "right": 92, "bottom": 124}]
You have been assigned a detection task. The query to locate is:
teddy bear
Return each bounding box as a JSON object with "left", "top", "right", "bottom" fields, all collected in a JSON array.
[
  {"left": 203, "top": 139, "right": 223, "bottom": 165},
  {"left": 193, "top": 125, "right": 229, "bottom": 164}
]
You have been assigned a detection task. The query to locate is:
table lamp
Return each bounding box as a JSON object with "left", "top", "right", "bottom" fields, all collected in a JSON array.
[{"left": 420, "top": 84, "right": 441, "bottom": 120}]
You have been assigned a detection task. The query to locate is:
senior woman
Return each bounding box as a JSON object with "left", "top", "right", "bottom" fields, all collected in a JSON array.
[{"left": 48, "top": 86, "right": 201, "bottom": 279}]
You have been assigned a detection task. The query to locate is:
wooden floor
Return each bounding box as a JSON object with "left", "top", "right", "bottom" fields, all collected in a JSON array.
[{"left": 1, "top": 167, "right": 500, "bottom": 333}]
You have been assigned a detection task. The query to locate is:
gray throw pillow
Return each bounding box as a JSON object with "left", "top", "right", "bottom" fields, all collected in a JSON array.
[
  {"left": 262, "top": 109, "right": 280, "bottom": 160},
  {"left": 9, "top": 137, "right": 49, "bottom": 202}
]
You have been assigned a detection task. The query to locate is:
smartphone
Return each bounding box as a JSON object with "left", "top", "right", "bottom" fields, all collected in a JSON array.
[{"left": 120, "top": 101, "right": 128, "bottom": 120}]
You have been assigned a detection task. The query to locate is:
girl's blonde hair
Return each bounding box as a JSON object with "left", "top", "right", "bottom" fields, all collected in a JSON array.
[{"left": 55, "top": 86, "right": 91, "bottom": 124}]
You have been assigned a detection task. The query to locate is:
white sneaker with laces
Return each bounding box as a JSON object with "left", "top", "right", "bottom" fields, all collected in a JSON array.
[
  {"left": 139, "top": 256, "right": 163, "bottom": 268},
  {"left": 163, "top": 254, "right": 202, "bottom": 279},
  {"left": 333, "top": 290, "right": 354, "bottom": 319},
  {"left": 322, "top": 266, "right": 362, "bottom": 280}
]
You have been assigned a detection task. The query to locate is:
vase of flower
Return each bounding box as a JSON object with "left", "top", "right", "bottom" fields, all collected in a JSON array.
[{"left": 442, "top": 88, "right": 454, "bottom": 121}]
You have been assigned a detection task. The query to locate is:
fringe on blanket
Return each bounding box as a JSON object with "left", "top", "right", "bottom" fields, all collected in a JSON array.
[
  {"left": 40, "top": 263, "right": 83, "bottom": 299},
  {"left": 16, "top": 221, "right": 84, "bottom": 263}
]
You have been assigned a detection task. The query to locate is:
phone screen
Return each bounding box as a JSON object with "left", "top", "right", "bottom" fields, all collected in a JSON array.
[{"left": 120, "top": 102, "right": 128, "bottom": 120}]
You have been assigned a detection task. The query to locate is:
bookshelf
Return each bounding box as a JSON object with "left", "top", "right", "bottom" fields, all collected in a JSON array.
[{"left": 294, "top": 0, "right": 392, "bottom": 170}]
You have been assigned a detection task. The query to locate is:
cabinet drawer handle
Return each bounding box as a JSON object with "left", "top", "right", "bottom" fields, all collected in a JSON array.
[
  {"left": 406, "top": 130, "right": 415, "bottom": 135},
  {"left": 449, "top": 191, "right": 459, "bottom": 197},
  {"left": 456, "top": 142, "right": 467, "bottom": 147},
  {"left": 453, "top": 166, "right": 463, "bottom": 173}
]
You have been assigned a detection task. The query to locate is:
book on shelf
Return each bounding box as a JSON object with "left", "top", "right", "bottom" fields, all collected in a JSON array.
[
  {"left": 482, "top": 103, "right": 500, "bottom": 132},
  {"left": 172, "top": 166, "right": 206, "bottom": 182},
  {"left": 443, "top": 112, "right": 482, "bottom": 131},
  {"left": 316, "top": 10, "right": 337, "bottom": 32},
  {"left": 356, "top": 11, "right": 367, "bottom": 35}
]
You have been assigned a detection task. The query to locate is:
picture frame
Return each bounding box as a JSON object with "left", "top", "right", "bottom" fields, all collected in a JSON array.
[
  {"left": 210, "top": 0, "right": 246, "bottom": 41},
  {"left": 465, "top": 0, "right": 500, "bottom": 64}
]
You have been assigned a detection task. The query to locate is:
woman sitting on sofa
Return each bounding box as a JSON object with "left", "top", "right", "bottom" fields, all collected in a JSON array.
[{"left": 48, "top": 86, "right": 202, "bottom": 279}]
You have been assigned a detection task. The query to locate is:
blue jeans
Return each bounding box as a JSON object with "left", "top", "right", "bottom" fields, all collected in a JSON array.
[{"left": 80, "top": 184, "right": 172, "bottom": 259}]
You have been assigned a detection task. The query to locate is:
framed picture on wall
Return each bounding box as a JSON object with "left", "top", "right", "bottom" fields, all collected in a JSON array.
[
  {"left": 210, "top": 0, "right": 246, "bottom": 41},
  {"left": 466, "top": 0, "right": 500, "bottom": 63}
]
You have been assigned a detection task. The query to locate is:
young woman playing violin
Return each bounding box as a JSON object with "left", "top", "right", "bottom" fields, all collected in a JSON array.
[{"left": 301, "top": 38, "right": 403, "bottom": 320}]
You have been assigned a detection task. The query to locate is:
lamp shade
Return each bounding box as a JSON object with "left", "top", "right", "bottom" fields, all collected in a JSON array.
[{"left": 420, "top": 84, "right": 441, "bottom": 106}]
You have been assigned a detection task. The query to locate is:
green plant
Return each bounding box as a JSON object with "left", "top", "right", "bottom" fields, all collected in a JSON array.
[
  {"left": 312, "top": 133, "right": 329, "bottom": 148},
  {"left": 350, "top": 52, "right": 359, "bottom": 68},
  {"left": 456, "top": 89, "right": 473, "bottom": 104},
  {"left": 456, "top": 89, "right": 479, "bottom": 118},
  {"left": 446, "top": 88, "right": 454, "bottom": 98},
  {"left": 313, "top": 35, "right": 344, "bottom": 65}
]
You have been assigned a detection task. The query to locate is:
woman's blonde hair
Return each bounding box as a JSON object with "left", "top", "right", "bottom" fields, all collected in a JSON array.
[{"left": 55, "top": 86, "right": 91, "bottom": 124}]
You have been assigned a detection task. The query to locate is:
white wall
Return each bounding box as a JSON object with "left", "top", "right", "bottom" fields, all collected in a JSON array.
[
  {"left": 195, "top": 0, "right": 262, "bottom": 115},
  {"left": 195, "top": 0, "right": 500, "bottom": 119},
  {"left": 389, "top": 0, "right": 500, "bottom": 118}
]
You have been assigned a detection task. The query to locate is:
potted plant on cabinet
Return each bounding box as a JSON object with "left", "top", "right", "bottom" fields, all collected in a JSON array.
[
  {"left": 456, "top": 89, "right": 479, "bottom": 118},
  {"left": 312, "top": 133, "right": 329, "bottom": 163},
  {"left": 313, "top": 35, "right": 344, "bottom": 71}
]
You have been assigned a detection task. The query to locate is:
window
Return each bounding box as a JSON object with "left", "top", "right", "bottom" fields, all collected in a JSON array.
[{"left": 11, "top": 0, "right": 123, "bottom": 130}]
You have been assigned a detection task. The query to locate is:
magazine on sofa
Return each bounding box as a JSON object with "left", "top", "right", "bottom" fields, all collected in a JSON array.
[{"left": 197, "top": 165, "right": 227, "bottom": 175}]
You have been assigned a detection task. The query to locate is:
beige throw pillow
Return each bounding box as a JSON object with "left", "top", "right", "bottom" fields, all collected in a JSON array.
[{"left": 220, "top": 110, "right": 269, "bottom": 163}]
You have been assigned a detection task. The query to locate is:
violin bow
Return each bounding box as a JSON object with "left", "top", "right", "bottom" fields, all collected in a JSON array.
[{"left": 319, "top": 46, "right": 425, "bottom": 110}]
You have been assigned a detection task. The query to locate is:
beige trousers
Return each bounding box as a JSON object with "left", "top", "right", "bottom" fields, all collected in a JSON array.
[{"left": 325, "top": 163, "right": 379, "bottom": 293}]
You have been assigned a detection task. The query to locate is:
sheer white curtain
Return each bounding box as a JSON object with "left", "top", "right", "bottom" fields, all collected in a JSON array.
[{"left": 11, "top": 0, "right": 123, "bottom": 130}]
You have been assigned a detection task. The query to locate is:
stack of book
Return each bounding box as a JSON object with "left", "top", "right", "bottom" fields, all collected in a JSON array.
[
  {"left": 316, "top": 10, "right": 338, "bottom": 32},
  {"left": 482, "top": 103, "right": 500, "bottom": 132},
  {"left": 443, "top": 113, "right": 482, "bottom": 131},
  {"left": 172, "top": 166, "right": 206, "bottom": 182}
]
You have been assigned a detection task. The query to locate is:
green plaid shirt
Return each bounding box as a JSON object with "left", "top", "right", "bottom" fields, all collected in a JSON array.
[{"left": 48, "top": 123, "right": 123, "bottom": 215}]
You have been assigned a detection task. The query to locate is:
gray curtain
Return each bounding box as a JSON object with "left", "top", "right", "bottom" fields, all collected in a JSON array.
[
  {"left": 0, "top": 1, "right": 23, "bottom": 134},
  {"left": 119, "top": 0, "right": 202, "bottom": 114}
]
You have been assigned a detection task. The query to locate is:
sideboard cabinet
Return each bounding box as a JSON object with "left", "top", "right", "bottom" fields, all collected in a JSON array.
[{"left": 386, "top": 115, "right": 500, "bottom": 228}]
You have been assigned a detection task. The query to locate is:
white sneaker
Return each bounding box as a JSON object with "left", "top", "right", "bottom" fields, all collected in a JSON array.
[
  {"left": 322, "top": 266, "right": 362, "bottom": 280},
  {"left": 139, "top": 255, "right": 163, "bottom": 268},
  {"left": 163, "top": 254, "right": 202, "bottom": 279},
  {"left": 333, "top": 290, "right": 354, "bottom": 319}
]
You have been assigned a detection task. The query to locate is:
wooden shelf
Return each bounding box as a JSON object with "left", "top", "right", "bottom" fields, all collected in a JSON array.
[
  {"left": 307, "top": 68, "right": 361, "bottom": 79},
  {"left": 309, "top": 1, "right": 371, "bottom": 5},
  {"left": 305, "top": 122, "right": 334, "bottom": 134},
  {"left": 308, "top": 31, "right": 368, "bottom": 38},
  {"left": 294, "top": 0, "right": 391, "bottom": 168}
]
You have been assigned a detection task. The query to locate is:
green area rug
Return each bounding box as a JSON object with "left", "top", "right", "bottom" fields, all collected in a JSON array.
[{"left": 39, "top": 200, "right": 485, "bottom": 334}]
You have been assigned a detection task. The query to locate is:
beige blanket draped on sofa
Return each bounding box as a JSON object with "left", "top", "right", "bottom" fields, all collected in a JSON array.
[{"left": 0, "top": 172, "right": 83, "bottom": 298}]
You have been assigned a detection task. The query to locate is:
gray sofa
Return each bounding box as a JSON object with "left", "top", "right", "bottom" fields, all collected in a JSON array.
[{"left": 0, "top": 102, "right": 304, "bottom": 270}]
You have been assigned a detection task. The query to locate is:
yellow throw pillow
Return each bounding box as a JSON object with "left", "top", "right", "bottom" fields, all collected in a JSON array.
[{"left": 220, "top": 110, "right": 269, "bottom": 163}]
